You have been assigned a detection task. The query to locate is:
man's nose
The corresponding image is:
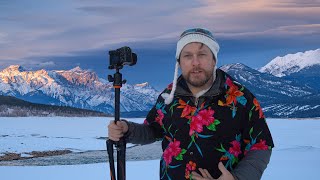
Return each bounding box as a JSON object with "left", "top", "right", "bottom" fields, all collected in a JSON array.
[{"left": 191, "top": 55, "right": 200, "bottom": 66}]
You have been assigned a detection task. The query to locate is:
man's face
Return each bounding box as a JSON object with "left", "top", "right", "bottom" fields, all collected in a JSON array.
[{"left": 179, "top": 42, "right": 216, "bottom": 88}]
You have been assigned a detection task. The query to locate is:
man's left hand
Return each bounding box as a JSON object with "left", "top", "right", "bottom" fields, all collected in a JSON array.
[{"left": 191, "top": 162, "right": 235, "bottom": 180}]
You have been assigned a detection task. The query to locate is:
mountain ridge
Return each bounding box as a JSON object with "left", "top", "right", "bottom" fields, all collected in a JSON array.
[
  {"left": 0, "top": 65, "right": 160, "bottom": 115},
  {"left": 259, "top": 48, "right": 320, "bottom": 77}
]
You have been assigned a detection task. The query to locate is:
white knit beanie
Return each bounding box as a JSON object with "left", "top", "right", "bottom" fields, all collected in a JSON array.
[{"left": 162, "top": 28, "right": 220, "bottom": 105}]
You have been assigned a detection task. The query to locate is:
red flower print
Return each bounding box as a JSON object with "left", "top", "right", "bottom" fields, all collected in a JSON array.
[
  {"left": 226, "top": 85, "right": 244, "bottom": 106},
  {"left": 253, "top": 98, "right": 265, "bottom": 119},
  {"left": 250, "top": 139, "right": 269, "bottom": 151},
  {"left": 177, "top": 99, "right": 196, "bottom": 119},
  {"left": 185, "top": 161, "right": 197, "bottom": 179},
  {"left": 186, "top": 161, "right": 196, "bottom": 171},
  {"left": 244, "top": 139, "right": 250, "bottom": 144},
  {"left": 181, "top": 104, "right": 196, "bottom": 119},
  {"left": 185, "top": 170, "right": 190, "bottom": 179},
  {"left": 163, "top": 140, "right": 182, "bottom": 166},
  {"left": 226, "top": 78, "right": 234, "bottom": 87},
  {"left": 143, "top": 119, "right": 149, "bottom": 125},
  {"left": 189, "top": 109, "right": 215, "bottom": 136},
  {"left": 189, "top": 115, "right": 204, "bottom": 136},
  {"left": 220, "top": 156, "right": 228, "bottom": 161},
  {"left": 167, "top": 83, "right": 173, "bottom": 90},
  {"left": 155, "top": 109, "right": 164, "bottom": 126},
  {"left": 224, "top": 78, "right": 244, "bottom": 106},
  {"left": 178, "top": 99, "right": 188, "bottom": 107},
  {"left": 197, "top": 109, "right": 215, "bottom": 126},
  {"left": 228, "top": 140, "right": 242, "bottom": 158},
  {"left": 163, "top": 150, "right": 172, "bottom": 166}
]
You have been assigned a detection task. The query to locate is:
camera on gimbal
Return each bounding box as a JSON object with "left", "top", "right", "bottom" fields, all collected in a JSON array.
[{"left": 108, "top": 46, "right": 137, "bottom": 69}]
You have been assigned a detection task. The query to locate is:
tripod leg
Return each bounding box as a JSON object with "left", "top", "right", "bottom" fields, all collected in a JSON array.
[
  {"left": 107, "top": 140, "right": 116, "bottom": 180},
  {"left": 117, "top": 139, "right": 126, "bottom": 180}
]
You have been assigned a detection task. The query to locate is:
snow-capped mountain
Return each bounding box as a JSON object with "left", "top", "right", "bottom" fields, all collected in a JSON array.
[
  {"left": 259, "top": 49, "right": 320, "bottom": 77},
  {"left": 0, "top": 65, "right": 160, "bottom": 115},
  {"left": 221, "top": 63, "right": 320, "bottom": 118},
  {"left": 221, "top": 63, "right": 314, "bottom": 98}
]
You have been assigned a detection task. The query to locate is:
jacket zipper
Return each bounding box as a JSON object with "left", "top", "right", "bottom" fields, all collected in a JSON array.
[{"left": 194, "top": 97, "right": 199, "bottom": 107}]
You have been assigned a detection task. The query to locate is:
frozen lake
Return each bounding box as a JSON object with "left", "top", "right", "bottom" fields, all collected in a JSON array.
[{"left": 0, "top": 117, "right": 320, "bottom": 179}]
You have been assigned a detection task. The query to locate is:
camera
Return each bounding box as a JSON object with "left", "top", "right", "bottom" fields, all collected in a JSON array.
[{"left": 108, "top": 46, "right": 137, "bottom": 69}]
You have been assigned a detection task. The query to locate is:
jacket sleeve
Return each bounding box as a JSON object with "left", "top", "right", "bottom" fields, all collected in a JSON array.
[
  {"left": 123, "top": 94, "right": 165, "bottom": 145},
  {"left": 231, "top": 149, "right": 272, "bottom": 180}
]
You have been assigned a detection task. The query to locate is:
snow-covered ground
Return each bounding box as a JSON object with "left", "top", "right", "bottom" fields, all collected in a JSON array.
[{"left": 0, "top": 117, "right": 319, "bottom": 180}]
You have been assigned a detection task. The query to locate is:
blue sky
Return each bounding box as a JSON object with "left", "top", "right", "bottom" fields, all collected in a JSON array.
[{"left": 0, "top": 0, "right": 319, "bottom": 89}]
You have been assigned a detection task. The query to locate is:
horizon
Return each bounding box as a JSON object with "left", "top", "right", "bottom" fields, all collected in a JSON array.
[
  {"left": 1, "top": 47, "right": 319, "bottom": 90},
  {"left": 0, "top": 0, "right": 319, "bottom": 89}
]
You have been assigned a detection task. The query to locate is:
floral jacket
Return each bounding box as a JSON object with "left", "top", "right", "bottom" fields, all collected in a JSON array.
[{"left": 138, "top": 69, "right": 274, "bottom": 179}]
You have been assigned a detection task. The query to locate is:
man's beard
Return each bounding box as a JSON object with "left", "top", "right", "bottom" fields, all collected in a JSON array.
[{"left": 183, "top": 68, "right": 213, "bottom": 87}]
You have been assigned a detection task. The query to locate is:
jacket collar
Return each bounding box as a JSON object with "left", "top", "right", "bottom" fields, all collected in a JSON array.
[{"left": 174, "top": 69, "right": 226, "bottom": 97}]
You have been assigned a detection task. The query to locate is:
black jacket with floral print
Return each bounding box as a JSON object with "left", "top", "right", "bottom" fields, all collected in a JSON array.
[{"left": 126, "top": 69, "right": 274, "bottom": 180}]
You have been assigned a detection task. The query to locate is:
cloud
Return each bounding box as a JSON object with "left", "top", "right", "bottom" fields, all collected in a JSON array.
[
  {"left": 0, "top": 0, "right": 319, "bottom": 62},
  {"left": 0, "top": 32, "right": 7, "bottom": 44},
  {"left": 218, "top": 24, "right": 320, "bottom": 38},
  {"left": 268, "top": 0, "right": 320, "bottom": 8},
  {"left": 37, "top": 61, "right": 56, "bottom": 67},
  {"left": 190, "top": 0, "right": 319, "bottom": 28}
]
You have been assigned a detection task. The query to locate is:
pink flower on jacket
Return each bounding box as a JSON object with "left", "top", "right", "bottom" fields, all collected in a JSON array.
[
  {"left": 185, "top": 161, "right": 197, "bottom": 171},
  {"left": 189, "top": 115, "right": 204, "bottom": 136},
  {"left": 155, "top": 109, "right": 164, "bottom": 126},
  {"left": 189, "top": 109, "right": 215, "bottom": 136},
  {"left": 250, "top": 139, "right": 268, "bottom": 151},
  {"left": 143, "top": 119, "right": 149, "bottom": 125},
  {"left": 197, "top": 109, "right": 215, "bottom": 126},
  {"left": 226, "top": 77, "right": 234, "bottom": 87},
  {"left": 228, "top": 140, "right": 242, "bottom": 158},
  {"left": 163, "top": 140, "right": 182, "bottom": 166},
  {"left": 185, "top": 161, "right": 197, "bottom": 179}
]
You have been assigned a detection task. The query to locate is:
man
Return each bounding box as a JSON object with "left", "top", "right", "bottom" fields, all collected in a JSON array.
[{"left": 108, "top": 28, "right": 274, "bottom": 180}]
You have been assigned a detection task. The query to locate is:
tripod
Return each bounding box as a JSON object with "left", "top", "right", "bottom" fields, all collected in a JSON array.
[{"left": 107, "top": 66, "right": 127, "bottom": 180}]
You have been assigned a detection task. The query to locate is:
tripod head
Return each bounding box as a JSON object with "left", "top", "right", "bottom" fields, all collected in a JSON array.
[{"left": 108, "top": 46, "right": 137, "bottom": 87}]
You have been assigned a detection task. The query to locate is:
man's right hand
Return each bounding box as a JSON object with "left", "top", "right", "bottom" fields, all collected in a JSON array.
[{"left": 108, "top": 120, "right": 129, "bottom": 141}]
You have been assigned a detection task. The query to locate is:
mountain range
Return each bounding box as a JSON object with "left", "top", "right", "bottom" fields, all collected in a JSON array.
[
  {"left": 0, "top": 48, "right": 319, "bottom": 118},
  {"left": 0, "top": 65, "right": 160, "bottom": 117}
]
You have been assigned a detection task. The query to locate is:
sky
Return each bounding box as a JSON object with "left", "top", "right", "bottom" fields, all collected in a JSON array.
[{"left": 0, "top": 0, "right": 319, "bottom": 89}]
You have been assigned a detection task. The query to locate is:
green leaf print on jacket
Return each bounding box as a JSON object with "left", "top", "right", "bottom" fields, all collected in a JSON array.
[
  {"left": 244, "top": 127, "right": 271, "bottom": 155},
  {"left": 176, "top": 99, "right": 221, "bottom": 157}
]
